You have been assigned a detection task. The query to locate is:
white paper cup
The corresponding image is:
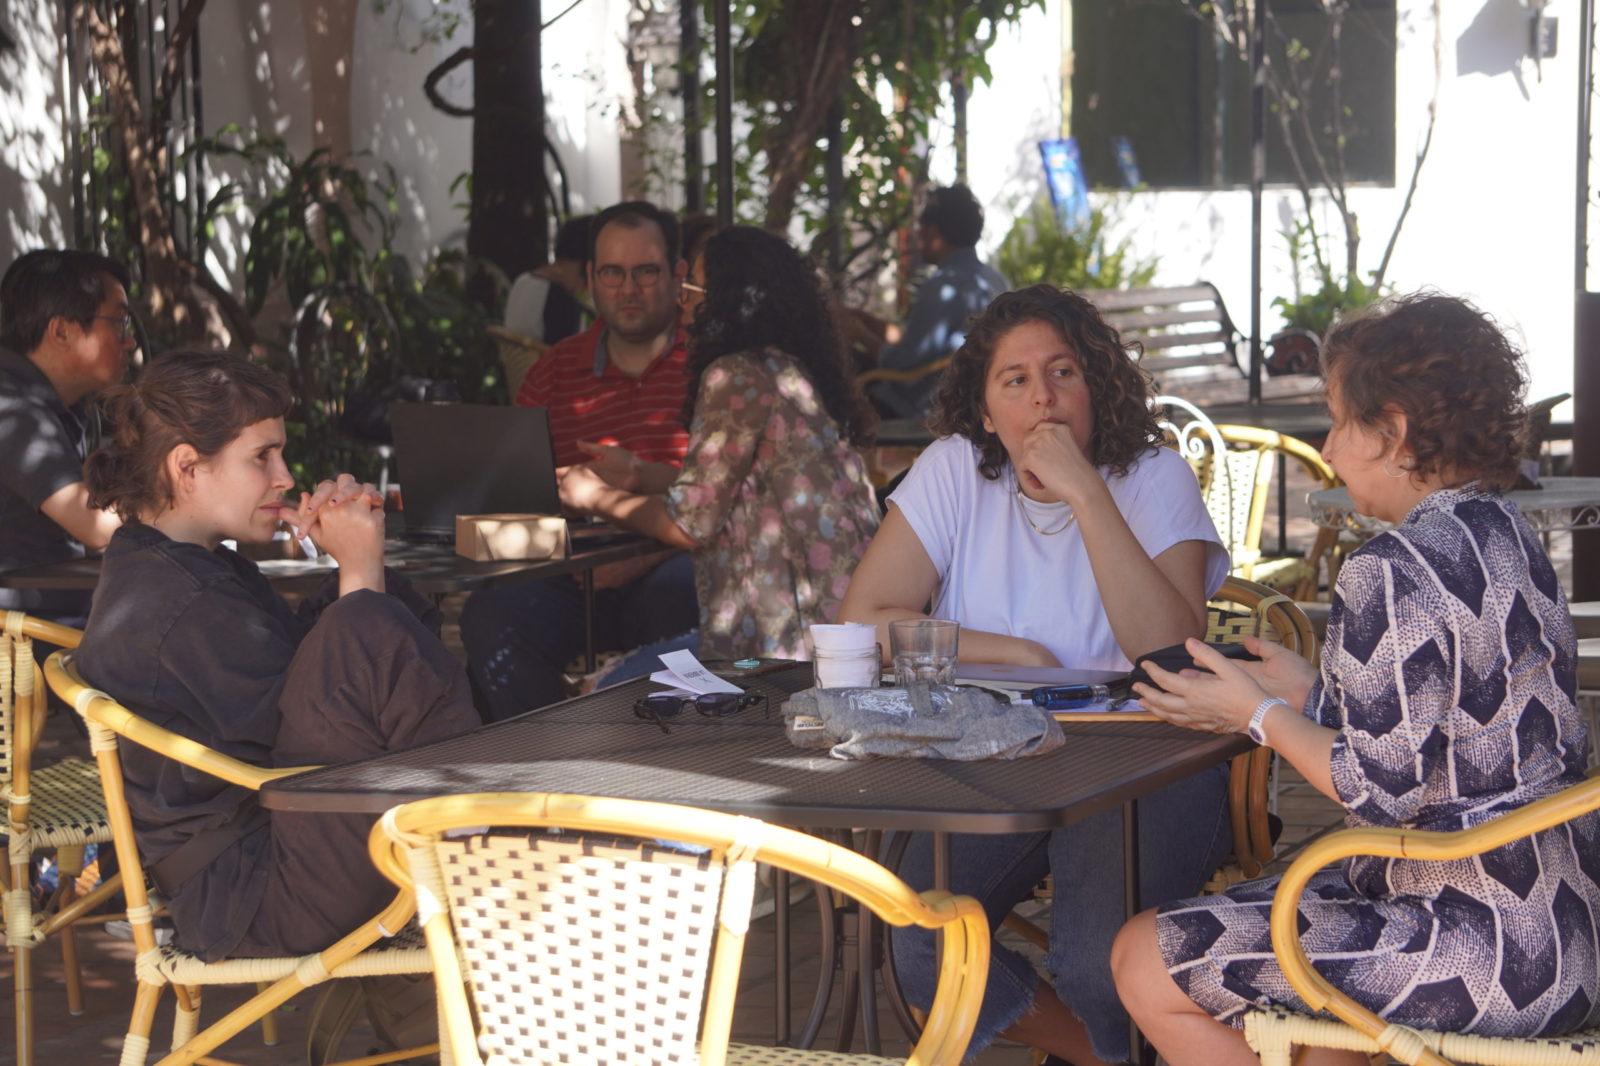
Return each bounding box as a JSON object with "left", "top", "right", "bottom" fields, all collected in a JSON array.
[{"left": 813, "top": 645, "right": 881, "bottom": 689}]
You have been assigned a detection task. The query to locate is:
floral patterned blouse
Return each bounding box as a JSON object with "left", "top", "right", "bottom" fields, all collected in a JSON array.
[{"left": 666, "top": 348, "right": 880, "bottom": 661}]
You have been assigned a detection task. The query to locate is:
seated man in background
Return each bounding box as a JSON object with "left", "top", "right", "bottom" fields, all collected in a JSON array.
[
  {"left": 846, "top": 184, "right": 1009, "bottom": 419},
  {"left": 0, "top": 248, "right": 130, "bottom": 625},
  {"left": 461, "top": 200, "right": 699, "bottom": 720}
]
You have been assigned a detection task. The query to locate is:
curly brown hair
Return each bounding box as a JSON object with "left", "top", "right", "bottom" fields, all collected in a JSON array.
[
  {"left": 1321, "top": 292, "right": 1527, "bottom": 491},
  {"left": 684, "top": 226, "right": 875, "bottom": 448},
  {"left": 929, "top": 284, "right": 1161, "bottom": 479}
]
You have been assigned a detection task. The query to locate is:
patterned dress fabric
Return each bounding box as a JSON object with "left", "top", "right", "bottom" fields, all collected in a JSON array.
[
  {"left": 666, "top": 348, "right": 880, "bottom": 662},
  {"left": 1158, "top": 485, "right": 1600, "bottom": 1038}
]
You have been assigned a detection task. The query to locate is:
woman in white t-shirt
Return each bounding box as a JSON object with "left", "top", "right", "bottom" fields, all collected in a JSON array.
[{"left": 840, "top": 284, "right": 1230, "bottom": 1066}]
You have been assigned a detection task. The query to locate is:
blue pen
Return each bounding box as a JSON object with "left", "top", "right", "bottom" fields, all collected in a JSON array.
[{"left": 1028, "top": 684, "right": 1112, "bottom": 710}]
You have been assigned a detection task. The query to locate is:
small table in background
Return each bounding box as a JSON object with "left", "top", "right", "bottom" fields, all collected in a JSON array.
[{"left": 1309, "top": 478, "right": 1600, "bottom": 537}]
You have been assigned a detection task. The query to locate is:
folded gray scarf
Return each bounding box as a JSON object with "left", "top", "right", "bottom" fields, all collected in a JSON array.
[{"left": 781, "top": 683, "right": 1065, "bottom": 761}]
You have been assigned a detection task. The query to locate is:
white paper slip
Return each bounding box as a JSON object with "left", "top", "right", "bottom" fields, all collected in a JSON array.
[{"left": 650, "top": 649, "right": 744, "bottom": 696}]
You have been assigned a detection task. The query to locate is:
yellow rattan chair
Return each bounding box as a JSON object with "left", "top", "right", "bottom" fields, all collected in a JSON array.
[
  {"left": 1157, "top": 395, "right": 1345, "bottom": 601},
  {"left": 44, "top": 649, "right": 437, "bottom": 1066},
  {"left": 0, "top": 612, "right": 120, "bottom": 1066},
  {"left": 1243, "top": 774, "right": 1600, "bottom": 1066},
  {"left": 371, "top": 791, "right": 991, "bottom": 1066}
]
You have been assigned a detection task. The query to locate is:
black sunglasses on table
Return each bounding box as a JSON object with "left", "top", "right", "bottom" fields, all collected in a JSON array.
[{"left": 632, "top": 691, "right": 768, "bottom": 733}]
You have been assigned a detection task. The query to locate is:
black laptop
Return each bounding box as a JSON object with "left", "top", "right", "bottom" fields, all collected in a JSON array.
[{"left": 389, "top": 403, "right": 562, "bottom": 542}]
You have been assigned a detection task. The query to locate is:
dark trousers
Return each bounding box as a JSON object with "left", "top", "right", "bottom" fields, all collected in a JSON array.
[
  {"left": 459, "top": 552, "right": 698, "bottom": 721},
  {"left": 230, "top": 592, "right": 479, "bottom": 957}
]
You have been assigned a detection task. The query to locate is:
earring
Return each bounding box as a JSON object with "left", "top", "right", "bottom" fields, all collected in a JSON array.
[{"left": 1383, "top": 456, "right": 1414, "bottom": 479}]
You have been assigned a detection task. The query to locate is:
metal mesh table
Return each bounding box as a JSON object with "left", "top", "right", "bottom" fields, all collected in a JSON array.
[{"left": 260, "top": 666, "right": 1250, "bottom": 832}]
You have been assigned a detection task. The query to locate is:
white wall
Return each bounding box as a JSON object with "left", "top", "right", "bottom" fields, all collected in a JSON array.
[
  {"left": 1, "top": 2, "right": 71, "bottom": 256},
  {"left": 954, "top": 0, "right": 1579, "bottom": 412}
]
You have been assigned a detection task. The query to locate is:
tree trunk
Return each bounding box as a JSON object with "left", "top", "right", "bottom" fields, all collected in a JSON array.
[
  {"left": 467, "top": 0, "right": 546, "bottom": 277},
  {"left": 78, "top": 0, "right": 211, "bottom": 345}
]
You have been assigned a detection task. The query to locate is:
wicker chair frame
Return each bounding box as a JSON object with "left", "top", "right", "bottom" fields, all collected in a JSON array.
[
  {"left": 371, "top": 791, "right": 992, "bottom": 1066},
  {"left": 0, "top": 612, "right": 119, "bottom": 1066},
  {"left": 1244, "top": 774, "right": 1600, "bottom": 1066}
]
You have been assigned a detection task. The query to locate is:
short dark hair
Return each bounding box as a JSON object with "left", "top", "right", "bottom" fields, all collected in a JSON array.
[
  {"left": 931, "top": 284, "right": 1162, "bottom": 480},
  {"left": 919, "top": 185, "right": 984, "bottom": 249},
  {"left": 0, "top": 249, "right": 131, "bottom": 355},
  {"left": 1322, "top": 292, "right": 1528, "bottom": 491},
  {"left": 553, "top": 214, "right": 593, "bottom": 264},
  {"left": 589, "top": 201, "right": 680, "bottom": 265},
  {"left": 85, "top": 349, "right": 293, "bottom": 522},
  {"left": 679, "top": 212, "right": 719, "bottom": 267}
]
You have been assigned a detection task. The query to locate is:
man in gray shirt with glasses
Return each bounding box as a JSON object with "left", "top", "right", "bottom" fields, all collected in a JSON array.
[{"left": 0, "top": 249, "right": 132, "bottom": 623}]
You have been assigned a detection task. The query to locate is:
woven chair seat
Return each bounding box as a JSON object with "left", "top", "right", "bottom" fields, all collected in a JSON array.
[
  {"left": 1246, "top": 1004, "right": 1600, "bottom": 1065},
  {"left": 2, "top": 757, "right": 113, "bottom": 847},
  {"left": 727, "top": 1045, "right": 900, "bottom": 1065},
  {"left": 138, "top": 925, "right": 429, "bottom": 987}
]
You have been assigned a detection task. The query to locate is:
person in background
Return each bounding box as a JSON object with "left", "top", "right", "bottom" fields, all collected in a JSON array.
[
  {"left": 559, "top": 225, "right": 879, "bottom": 671},
  {"left": 0, "top": 248, "right": 130, "bottom": 625},
  {"left": 845, "top": 184, "right": 1010, "bottom": 418},
  {"left": 460, "top": 200, "right": 699, "bottom": 720},
  {"left": 1114, "top": 294, "right": 1600, "bottom": 1065},
  {"left": 839, "top": 284, "right": 1229, "bottom": 1066},
  {"left": 502, "top": 212, "right": 593, "bottom": 349}
]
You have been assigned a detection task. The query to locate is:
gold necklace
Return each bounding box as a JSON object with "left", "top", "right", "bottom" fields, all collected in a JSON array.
[{"left": 1015, "top": 488, "right": 1076, "bottom": 535}]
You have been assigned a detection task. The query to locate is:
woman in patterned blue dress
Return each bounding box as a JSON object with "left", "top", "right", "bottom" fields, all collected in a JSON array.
[{"left": 1110, "top": 293, "right": 1600, "bottom": 1066}]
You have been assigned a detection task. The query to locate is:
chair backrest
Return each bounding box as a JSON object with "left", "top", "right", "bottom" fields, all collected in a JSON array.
[
  {"left": 371, "top": 792, "right": 991, "bottom": 1066},
  {"left": 1206, "top": 575, "right": 1315, "bottom": 658},
  {"left": 42, "top": 651, "right": 319, "bottom": 959},
  {"left": 1, "top": 613, "right": 82, "bottom": 797},
  {"left": 1154, "top": 395, "right": 1257, "bottom": 567}
]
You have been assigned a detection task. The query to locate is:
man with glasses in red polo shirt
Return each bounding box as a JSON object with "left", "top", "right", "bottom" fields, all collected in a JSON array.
[
  {"left": 461, "top": 201, "right": 700, "bottom": 721},
  {"left": 0, "top": 249, "right": 131, "bottom": 627}
]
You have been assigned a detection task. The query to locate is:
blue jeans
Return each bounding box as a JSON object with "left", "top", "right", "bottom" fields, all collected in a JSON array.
[
  {"left": 889, "top": 764, "right": 1232, "bottom": 1063},
  {"left": 459, "top": 552, "right": 698, "bottom": 720},
  {"left": 593, "top": 630, "right": 701, "bottom": 688}
]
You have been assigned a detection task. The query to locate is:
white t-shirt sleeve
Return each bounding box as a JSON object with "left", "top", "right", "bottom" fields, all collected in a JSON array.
[
  {"left": 1113, "top": 448, "right": 1231, "bottom": 597},
  {"left": 885, "top": 436, "right": 973, "bottom": 574}
]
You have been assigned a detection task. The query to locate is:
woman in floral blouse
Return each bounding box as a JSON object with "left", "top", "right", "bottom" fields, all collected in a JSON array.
[{"left": 559, "top": 225, "right": 879, "bottom": 664}]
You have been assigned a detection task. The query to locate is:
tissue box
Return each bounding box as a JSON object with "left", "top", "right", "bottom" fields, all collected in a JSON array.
[{"left": 454, "top": 514, "right": 570, "bottom": 561}]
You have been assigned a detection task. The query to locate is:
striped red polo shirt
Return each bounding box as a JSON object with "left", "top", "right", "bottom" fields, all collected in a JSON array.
[{"left": 515, "top": 321, "right": 692, "bottom": 467}]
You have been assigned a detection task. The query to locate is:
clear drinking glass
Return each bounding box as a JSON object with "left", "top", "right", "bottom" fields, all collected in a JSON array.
[{"left": 889, "top": 618, "right": 960, "bottom": 686}]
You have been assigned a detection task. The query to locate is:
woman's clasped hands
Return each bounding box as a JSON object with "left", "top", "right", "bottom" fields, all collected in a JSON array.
[
  {"left": 1133, "top": 635, "right": 1316, "bottom": 735},
  {"left": 285, "top": 473, "right": 386, "bottom": 596}
]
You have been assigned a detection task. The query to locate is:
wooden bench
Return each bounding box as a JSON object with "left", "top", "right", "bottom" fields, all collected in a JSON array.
[{"left": 1082, "top": 283, "right": 1324, "bottom": 406}]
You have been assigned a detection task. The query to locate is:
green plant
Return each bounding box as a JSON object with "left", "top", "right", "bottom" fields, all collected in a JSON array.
[
  {"left": 1271, "top": 220, "right": 1387, "bottom": 338},
  {"left": 995, "top": 197, "right": 1159, "bottom": 293},
  {"left": 192, "top": 130, "right": 504, "bottom": 485}
]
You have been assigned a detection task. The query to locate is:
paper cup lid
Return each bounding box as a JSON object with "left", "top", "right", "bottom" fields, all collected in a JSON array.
[{"left": 809, "top": 622, "right": 877, "bottom": 651}]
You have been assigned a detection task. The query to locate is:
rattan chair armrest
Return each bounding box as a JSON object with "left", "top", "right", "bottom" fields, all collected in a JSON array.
[
  {"left": 1270, "top": 776, "right": 1600, "bottom": 1065},
  {"left": 3, "top": 611, "right": 84, "bottom": 650}
]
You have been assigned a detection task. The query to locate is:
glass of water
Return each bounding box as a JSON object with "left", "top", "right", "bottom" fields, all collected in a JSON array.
[{"left": 889, "top": 618, "right": 960, "bottom": 687}]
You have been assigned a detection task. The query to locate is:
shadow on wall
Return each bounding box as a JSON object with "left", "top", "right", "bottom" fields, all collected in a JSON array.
[
  {"left": 0, "top": 3, "right": 69, "bottom": 262},
  {"left": 1456, "top": 0, "right": 1533, "bottom": 100}
]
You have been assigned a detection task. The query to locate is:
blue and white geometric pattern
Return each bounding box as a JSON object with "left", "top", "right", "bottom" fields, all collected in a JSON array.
[{"left": 1157, "top": 485, "right": 1600, "bottom": 1038}]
